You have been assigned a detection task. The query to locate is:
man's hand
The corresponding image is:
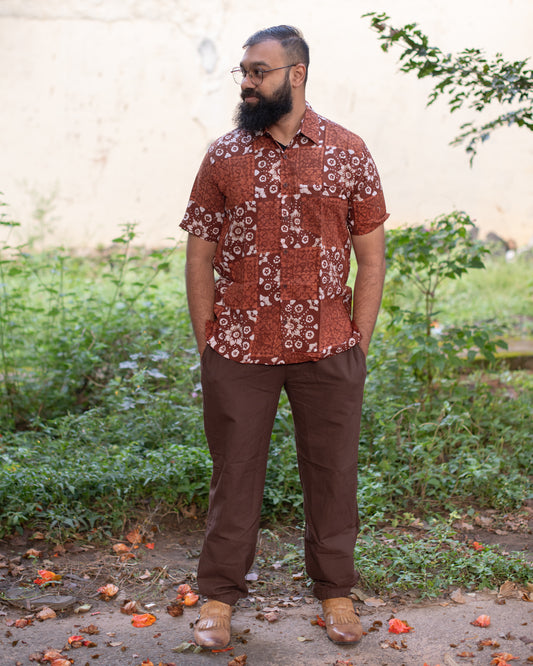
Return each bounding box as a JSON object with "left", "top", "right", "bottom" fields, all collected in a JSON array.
[
  {"left": 184, "top": 235, "right": 217, "bottom": 356},
  {"left": 351, "top": 224, "right": 386, "bottom": 357}
]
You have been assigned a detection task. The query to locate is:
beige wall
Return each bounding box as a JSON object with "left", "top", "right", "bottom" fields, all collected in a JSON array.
[{"left": 0, "top": 0, "right": 532, "bottom": 248}]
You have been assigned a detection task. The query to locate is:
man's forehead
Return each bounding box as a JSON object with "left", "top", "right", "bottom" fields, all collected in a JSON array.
[{"left": 240, "top": 39, "right": 285, "bottom": 66}]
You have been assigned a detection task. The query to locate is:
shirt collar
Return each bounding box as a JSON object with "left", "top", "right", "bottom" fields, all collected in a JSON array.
[
  {"left": 253, "top": 102, "right": 321, "bottom": 146},
  {"left": 298, "top": 103, "right": 320, "bottom": 145}
]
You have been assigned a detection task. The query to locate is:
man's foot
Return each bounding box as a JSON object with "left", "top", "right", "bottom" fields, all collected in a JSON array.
[
  {"left": 193, "top": 599, "right": 232, "bottom": 648},
  {"left": 321, "top": 597, "right": 363, "bottom": 644}
]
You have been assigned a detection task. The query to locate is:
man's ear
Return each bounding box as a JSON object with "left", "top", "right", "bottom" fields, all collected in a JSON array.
[{"left": 291, "top": 63, "right": 307, "bottom": 88}]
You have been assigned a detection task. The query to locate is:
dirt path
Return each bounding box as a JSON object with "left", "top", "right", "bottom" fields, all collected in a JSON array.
[{"left": 1, "top": 521, "right": 532, "bottom": 666}]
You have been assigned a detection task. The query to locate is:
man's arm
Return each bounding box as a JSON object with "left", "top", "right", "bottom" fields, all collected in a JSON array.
[
  {"left": 351, "top": 224, "right": 386, "bottom": 356},
  {"left": 184, "top": 235, "right": 218, "bottom": 357}
]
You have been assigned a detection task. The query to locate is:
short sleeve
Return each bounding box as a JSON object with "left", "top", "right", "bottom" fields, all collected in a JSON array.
[
  {"left": 347, "top": 142, "right": 389, "bottom": 236},
  {"left": 179, "top": 151, "right": 225, "bottom": 242}
]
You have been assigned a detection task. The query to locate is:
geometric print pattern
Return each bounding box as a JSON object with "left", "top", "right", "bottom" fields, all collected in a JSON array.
[{"left": 180, "top": 105, "right": 388, "bottom": 364}]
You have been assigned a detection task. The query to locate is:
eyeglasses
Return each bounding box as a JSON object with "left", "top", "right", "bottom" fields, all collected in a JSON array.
[{"left": 231, "top": 64, "right": 297, "bottom": 86}]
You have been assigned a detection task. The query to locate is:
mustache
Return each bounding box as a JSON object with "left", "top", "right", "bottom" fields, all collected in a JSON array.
[{"left": 241, "top": 89, "right": 263, "bottom": 101}]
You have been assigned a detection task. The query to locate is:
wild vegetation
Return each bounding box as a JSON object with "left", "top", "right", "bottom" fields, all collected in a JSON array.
[{"left": 1, "top": 199, "right": 532, "bottom": 595}]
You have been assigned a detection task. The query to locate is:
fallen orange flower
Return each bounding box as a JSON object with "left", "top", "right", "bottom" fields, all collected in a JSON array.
[
  {"left": 145, "top": 542, "right": 155, "bottom": 549},
  {"left": 183, "top": 592, "right": 199, "bottom": 606},
  {"left": 388, "top": 618, "right": 413, "bottom": 634},
  {"left": 34, "top": 569, "right": 62, "bottom": 585},
  {"left": 471, "top": 614, "right": 491, "bottom": 627},
  {"left": 131, "top": 613, "right": 157, "bottom": 627},
  {"left": 176, "top": 583, "right": 192, "bottom": 597},
  {"left": 316, "top": 615, "right": 326, "bottom": 627},
  {"left": 68, "top": 634, "right": 84, "bottom": 643},
  {"left": 472, "top": 541, "right": 484, "bottom": 551},
  {"left": 112, "top": 543, "right": 131, "bottom": 554},
  {"left": 491, "top": 653, "right": 519, "bottom": 665},
  {"left": 97, "top": 583, "right": 119, "bottom": 599}
]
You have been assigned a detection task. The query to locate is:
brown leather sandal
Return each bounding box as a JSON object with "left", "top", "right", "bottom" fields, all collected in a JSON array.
[
  {"left": 193, "top": 599, "right": 232, "bottom": 648},
  {"left": 321, "top": 597, "right": 363, "bottom": 644}
]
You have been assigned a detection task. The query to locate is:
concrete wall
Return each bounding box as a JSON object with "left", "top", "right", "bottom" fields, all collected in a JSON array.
[{"left": 1, "top": 0, "right": 532, "bottom": 248}]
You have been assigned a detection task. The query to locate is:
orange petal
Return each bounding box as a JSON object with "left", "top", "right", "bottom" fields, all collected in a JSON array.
[
  {"left": 37, "top": 569, "right": 62, "bottom": 582},
  {"left": 145, "top": 542, "right": 155, "bottom": 549},
  {"left": 472, "top": 541, "right": 484, "bottom": 551},
  {"left": 471, "top": 614, "right": 490, "bottom": 627},
  {"left": 316, "top": 615, "right": 326, "bottom": 627},
  {"left": 112, "top": 543, "right": 131, "bottom": 554},
  {"left": 183, "top": 592, "right": 199, "bottom": 606},
  {"left": 131, "top": 613, "right": 156, "bottom": 627},
  {"left": 490, "top": 653, "right": 519, "bottom": 665},
  {"left": 388, "top": 618, "right": 413, "bottom": 634},
  {"left": 97, "top": 583, "right": 119, "bottom": 599},
  {"left": 68, "top": 634, "right": 84, "bottom": 644},
  {"left": 176, "top": 583, "right": 192, "bottom": 597}
]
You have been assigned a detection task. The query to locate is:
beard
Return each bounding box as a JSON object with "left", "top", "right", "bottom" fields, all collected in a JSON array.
[{"left": 233, "top": 72, "right": 293, "bottom": 132}]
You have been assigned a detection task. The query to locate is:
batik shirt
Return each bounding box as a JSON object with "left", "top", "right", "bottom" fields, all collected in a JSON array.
[{"left": 180, "top": 105, "right": 389, "bottom": 365}]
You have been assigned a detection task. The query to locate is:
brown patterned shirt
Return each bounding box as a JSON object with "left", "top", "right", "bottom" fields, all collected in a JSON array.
[{"left": 180, "top": 105, "right": 389, "bottom": 365}]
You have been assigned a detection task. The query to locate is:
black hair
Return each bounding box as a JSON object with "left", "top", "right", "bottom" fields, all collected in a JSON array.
[{"left": 243, "top": 25, "right": 309, "bottom": 83}]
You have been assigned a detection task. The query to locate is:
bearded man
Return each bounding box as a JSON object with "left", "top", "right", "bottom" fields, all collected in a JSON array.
[{"left": 180, "top": 25, "right": 388, "bottom": 648}]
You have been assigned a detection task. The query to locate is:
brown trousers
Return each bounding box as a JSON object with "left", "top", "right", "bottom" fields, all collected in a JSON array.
[{"left": 198, "top": 344, "right": 367, "bottom": 605}]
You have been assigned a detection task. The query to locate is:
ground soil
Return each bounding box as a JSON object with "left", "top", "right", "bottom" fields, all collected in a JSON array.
[{"left": 0, "top": 510, "right": 532, "bottom": 666}]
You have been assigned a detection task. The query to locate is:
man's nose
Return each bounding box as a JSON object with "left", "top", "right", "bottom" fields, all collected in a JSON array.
[{"left": 241, "top": 70, "right": 257, "bottom": 89}]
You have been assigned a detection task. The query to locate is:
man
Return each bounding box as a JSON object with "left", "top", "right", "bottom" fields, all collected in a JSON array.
[{"left": 180, "top": 25, "right": 388, "bottom": 648}]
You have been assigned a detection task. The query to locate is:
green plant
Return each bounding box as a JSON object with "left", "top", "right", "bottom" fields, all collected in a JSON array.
[
  {"left": 364, "top": 11, "right": 533, "bottom": 163},
  {"left": 355, "top": 522, "right": 532, "bottom": 596},
  {"left": 0, "top": 219, "right": 179, "bottom": 428},
  {"left": 383, "top": 211, "right": 506, "bottom": 391}
]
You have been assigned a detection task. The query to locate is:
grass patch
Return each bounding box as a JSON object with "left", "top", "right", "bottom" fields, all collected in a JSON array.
[{"left": 355, "top": 523, "right": 532, "bottom": 597}]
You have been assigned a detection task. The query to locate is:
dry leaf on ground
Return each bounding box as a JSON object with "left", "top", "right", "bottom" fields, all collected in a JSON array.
[
  {"left": 167, "top": 601, "right": 184, "bottom": 617},
  {"left": 228, "top": 656, "right": 247, "bottom": 665},
  {"left": 121, "top": 600, "right": 140, "bottom": 615},
  {"left": 450, "top": 589, "right": 467, "bottom": 604},
  {"left": 126, "top": 528, "right": 143, "bottom": 545},
  {"left": 36, "top": 607, "right": 56, "bottom": 620},
  {"left": 364, "top": 596, "right": 386, "bottom": 607}
]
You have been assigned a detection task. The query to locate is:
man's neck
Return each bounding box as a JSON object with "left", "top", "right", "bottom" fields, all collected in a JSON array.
[{"left": 266, "top": 98, "right": 307, "bottom": 146}]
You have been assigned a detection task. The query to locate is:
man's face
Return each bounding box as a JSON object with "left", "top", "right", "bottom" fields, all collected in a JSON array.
[{"left": 233, "top": 40, "right": 294, "bottom": 132}]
